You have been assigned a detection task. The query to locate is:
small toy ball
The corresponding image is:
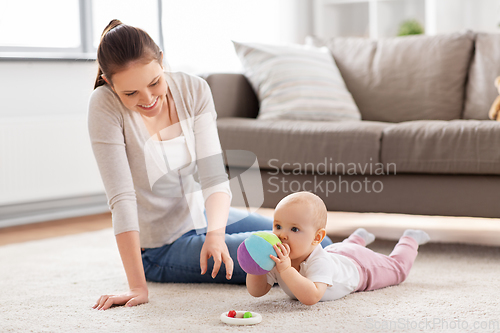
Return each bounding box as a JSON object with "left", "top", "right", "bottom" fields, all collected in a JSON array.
[
  {"left": 237, "top": 231, "right": 282, "bottom": 275},
  {"left": 220, "top": 311, "right": 262, "bottom": 326}
]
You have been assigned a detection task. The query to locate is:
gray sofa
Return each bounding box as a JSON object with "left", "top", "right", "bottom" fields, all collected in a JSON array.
[{"left": 205, "top": 31, "right": 500, "bottom": 218}]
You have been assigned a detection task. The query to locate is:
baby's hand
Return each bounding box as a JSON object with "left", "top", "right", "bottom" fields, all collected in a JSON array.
[{"left": 270, "top": 243, "right": 292, "bottom": 274}]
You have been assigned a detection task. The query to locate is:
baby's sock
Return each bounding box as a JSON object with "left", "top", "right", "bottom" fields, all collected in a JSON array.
[
  {"left": 402, "top": 229, "right": 430, "bottom": 245},
  {"left": 352, "top": 228, "right": 375, "bottom": 246}
]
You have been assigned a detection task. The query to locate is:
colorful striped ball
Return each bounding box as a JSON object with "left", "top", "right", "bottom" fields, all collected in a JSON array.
[{"left": 237, "top": 231, "right": 282, "bottom": 275}]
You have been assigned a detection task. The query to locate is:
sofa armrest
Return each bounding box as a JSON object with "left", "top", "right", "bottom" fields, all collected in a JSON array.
[{"left": 204, "top": 73, "right": 259, "bottom": 118}]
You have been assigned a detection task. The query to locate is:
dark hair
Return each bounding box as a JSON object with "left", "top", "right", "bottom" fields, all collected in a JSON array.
[{"left": 94, "top": 19, "right": 163, "bottom": 89}]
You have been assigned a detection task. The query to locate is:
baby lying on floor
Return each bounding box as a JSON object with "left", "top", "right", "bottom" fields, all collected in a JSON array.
[{"left": 245, "top": 191, "right": 430, "bottom": 305}]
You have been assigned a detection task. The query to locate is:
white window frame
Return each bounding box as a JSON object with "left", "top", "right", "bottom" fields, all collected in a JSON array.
[{"left": 0, "top": 0, "right": 164, "bottom": 60}]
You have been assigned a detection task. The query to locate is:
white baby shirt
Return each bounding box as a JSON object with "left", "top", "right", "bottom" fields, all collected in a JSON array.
[{"left": 266, "top": 245, "right": 360, "bottom": 301}]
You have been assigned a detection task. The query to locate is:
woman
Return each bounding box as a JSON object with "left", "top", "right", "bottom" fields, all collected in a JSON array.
[{"left": 88, "top": 19, "right": 332, "bottom": 311}]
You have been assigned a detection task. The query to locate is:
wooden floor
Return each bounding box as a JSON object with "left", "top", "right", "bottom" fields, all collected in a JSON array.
[{"left": 0, "top": 212, "right": 112, "bottom": 246}]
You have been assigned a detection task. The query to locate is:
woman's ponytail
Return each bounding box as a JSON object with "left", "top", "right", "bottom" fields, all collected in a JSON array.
[
  {"left": 101, "top": 19, "right": 123, "bottom": 39},
  {"left": 94, "top": 19, "right": 123, "bottom": 89},
  {"left": 93, "top": 19, "right": 162, "bottom": 90}
]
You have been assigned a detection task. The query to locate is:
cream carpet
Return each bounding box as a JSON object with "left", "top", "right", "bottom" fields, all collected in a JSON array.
[{"left": 1, "top": 222, "right": 500, "bottom": 332}]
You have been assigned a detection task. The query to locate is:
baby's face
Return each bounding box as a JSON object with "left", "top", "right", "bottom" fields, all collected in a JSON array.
[{"left": 272, "top": 201, "right": 320, "bottom": 262}]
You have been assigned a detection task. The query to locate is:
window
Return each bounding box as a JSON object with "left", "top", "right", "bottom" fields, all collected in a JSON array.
[
  {"left": 0, "top": 0, "right": 298, "bottom": 71},
  {"left": 162, "top": 0, "right": 298, "bottom": 74},
  {"left": 0, "top": 0, "right": 162, "bottom": 60},
  {"left": 0, "top": 0, "right": 81, "bottom": 48}
]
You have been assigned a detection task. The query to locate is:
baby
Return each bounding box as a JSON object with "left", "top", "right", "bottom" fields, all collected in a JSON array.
[{"left": 246, "top": 191, "right": 430, "bottom": 305}]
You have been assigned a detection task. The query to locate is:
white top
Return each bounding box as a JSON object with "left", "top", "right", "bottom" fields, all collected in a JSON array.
[
  {"left": 266, "top": 245, "right": 360, "bottom": 301},
  {"left": 88, "top": 72, "right": 232, "bottom": 248},
  {"left": 148, "top": 134, "right": 205, "bottom": 238},
  {"left": 148, "top": 134, "right": 191, "bottom": 197},
  {"left": 152, "top": 134, "right": 190, "bottom": 171}
]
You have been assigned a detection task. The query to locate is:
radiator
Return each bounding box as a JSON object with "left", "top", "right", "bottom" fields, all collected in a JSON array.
[{"left": 0, "top": 115, "right": 108, "bottom": 227}]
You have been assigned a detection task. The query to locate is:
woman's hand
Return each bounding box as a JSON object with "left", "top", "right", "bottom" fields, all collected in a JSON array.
[
  {"left": 200, "top": 231, "right": 233, "bottom": 280},
  {"left": 93, "top": 287, "right": 149, "bottom": 311}
]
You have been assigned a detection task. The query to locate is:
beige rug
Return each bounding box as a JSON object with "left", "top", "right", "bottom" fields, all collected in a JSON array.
[{"left": 1, "top": 225, "right": 500, "bottom": 332}]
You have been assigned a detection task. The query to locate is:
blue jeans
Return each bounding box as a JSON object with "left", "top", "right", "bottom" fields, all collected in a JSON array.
[{"left": 141, "top": 207, "right": 333, "bottom": 284}]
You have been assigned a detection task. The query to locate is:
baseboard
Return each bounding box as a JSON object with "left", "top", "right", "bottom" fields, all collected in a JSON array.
[{"left": 0, "top": 193, "right": 110, "bottom": 228}]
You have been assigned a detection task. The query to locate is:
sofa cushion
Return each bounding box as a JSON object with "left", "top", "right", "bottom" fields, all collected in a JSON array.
[
  {"left": 381, "top": 120, "right": 500, "bottom": 175},
  {"left": 463, "top": 32, "right": 500, "bottom": 120},
  {"left": 308, "top": 31, "right": 475, "bottom": 123},
  {"left": 217, "top": 118, "right": 393, "bottom": 174},
  {"left": 232, "top": 41, "right": 361, "bottom": 122}
]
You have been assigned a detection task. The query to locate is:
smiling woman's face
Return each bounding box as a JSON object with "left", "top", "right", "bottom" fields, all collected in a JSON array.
[{"left": 109, "top": 59, "right": 167, "bottom": 118}]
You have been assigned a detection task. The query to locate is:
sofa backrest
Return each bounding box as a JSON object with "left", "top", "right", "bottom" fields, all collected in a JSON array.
[
  {"left": 204, "top": 73, "right": 259, "bottom": 119},
  {"left": 309, "top": 31, "right": 475, "bottom": 123},
  {"left": 463, "top": 32, "right": 500, "bottom": 120}
]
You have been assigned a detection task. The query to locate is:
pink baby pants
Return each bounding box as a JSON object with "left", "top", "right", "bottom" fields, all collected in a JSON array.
[{"left": 324, "top": 234, "right": 419, "bottom": 292}]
